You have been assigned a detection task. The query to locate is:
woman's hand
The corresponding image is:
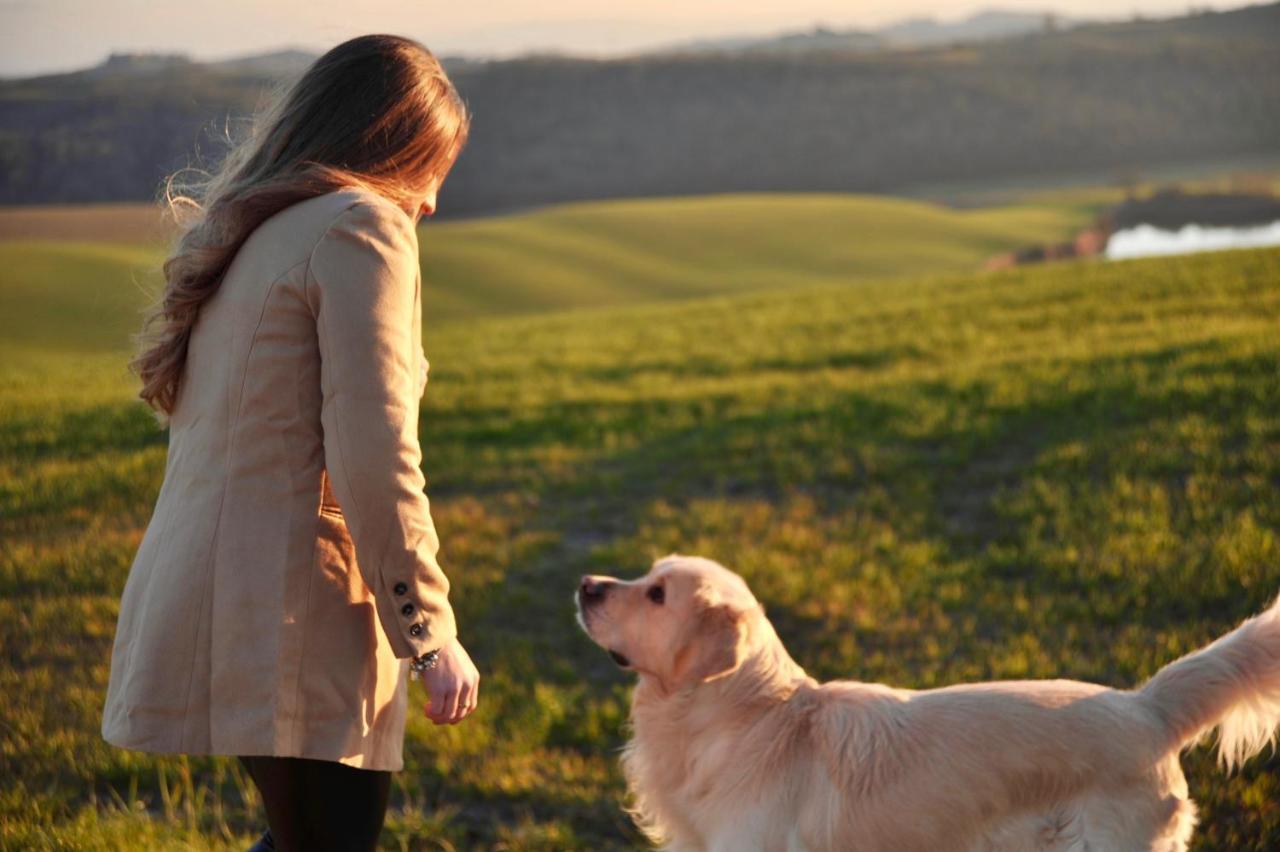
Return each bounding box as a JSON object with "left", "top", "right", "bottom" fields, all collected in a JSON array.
[{"left": 420, "top": 637, "right": 479, "bottom": 725}]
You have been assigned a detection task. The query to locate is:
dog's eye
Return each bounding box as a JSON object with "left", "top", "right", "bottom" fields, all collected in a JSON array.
[{"left": 647, "top": 585, "right": 665, "bottom": 604}]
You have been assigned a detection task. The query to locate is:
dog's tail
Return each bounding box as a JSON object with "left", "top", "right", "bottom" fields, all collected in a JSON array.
[{"left": 1138, "top": 593, "right": 1280, "bottom": 770}]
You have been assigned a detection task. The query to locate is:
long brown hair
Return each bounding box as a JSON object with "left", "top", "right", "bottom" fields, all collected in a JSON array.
[{"left": 132, "top": 34, "right": 469, "bottom": 417}]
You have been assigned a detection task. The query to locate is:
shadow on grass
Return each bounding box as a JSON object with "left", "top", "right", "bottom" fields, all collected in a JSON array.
[{"left": 0, "top": 400, "right": 166, "bottom": 461}]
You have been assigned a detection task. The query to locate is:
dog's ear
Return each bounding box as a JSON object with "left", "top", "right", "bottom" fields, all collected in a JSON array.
[{"left": 669, "top": 602, "right": 747, "bottom": 691}]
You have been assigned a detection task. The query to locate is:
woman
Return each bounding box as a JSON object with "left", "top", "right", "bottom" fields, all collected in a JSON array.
[{"left": 100, "top": 35, "right": 479, "bottom": 851}]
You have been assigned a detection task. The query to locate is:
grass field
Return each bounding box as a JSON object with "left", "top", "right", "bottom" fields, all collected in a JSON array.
[
  {"left": 0, "top": 190, "right": 1104, "bottom": 329},
  {"left": 2, "top": 192, "right": 1279, "bottom": 849}
]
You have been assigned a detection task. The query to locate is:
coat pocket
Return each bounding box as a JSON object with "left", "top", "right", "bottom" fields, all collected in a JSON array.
[{"left": 318, "top": 468, "right": 344, "bottom": 518}]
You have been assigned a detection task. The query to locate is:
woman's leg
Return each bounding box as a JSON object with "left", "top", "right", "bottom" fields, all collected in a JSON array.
[{"left": 238, "top": 755, "right": 392, "bottom": 851}]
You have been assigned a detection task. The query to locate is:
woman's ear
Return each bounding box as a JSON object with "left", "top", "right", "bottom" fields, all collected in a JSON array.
[{"left": 668, "top": 603, "right": 748, "bottom": 691}]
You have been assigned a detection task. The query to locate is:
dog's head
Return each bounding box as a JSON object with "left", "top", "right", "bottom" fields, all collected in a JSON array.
[{"left": 575, "top": 554, "right": 760, "bottom": 693}]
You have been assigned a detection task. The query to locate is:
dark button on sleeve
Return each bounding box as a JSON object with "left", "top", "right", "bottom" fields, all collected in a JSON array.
[
  {"left": 393, "top": 582, "right": 408, "bottom": 596},
  {"left": 401, "top": 602, "right": 415, "bottom": 617},
  {"left": 409, "top": 623, "right": 423, "bottom": 637}
]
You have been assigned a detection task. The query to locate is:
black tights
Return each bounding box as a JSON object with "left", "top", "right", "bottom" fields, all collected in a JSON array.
[{"left": 238, "top": 755, "right": 391, "bottom": 852}]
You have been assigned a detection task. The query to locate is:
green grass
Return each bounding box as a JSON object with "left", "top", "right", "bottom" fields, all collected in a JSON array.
[
  {"left": 2, "top": 192, "right": 1279, "bottom": 848},
  {"left": 0, "top": 191, "right": 1097, "bottom": 333},
  {"left": 417, "top": 193, "right": 1095, "bottom": 320}
]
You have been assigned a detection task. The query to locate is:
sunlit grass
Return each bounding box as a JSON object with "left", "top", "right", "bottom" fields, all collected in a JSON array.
[
  {"left": 1, "top": 190, "right": 1278, "bottom": 848},
  {"left": 0, "top": 190, "right": 1098, "bottom": 333}
]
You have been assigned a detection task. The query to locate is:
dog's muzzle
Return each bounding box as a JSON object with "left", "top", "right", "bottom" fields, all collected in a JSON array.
[{"left": 577, "top": 576, "right": 630, "bottom": 667}]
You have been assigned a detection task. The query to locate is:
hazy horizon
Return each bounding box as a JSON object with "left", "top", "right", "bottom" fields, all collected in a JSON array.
[{"left": 0, "top": 0, "right": 1259, "bottom": 78}]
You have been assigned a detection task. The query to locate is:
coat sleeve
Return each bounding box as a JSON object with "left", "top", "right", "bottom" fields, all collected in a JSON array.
[{"left": 305, "top": 197, "right": 457, "bottom": 659}]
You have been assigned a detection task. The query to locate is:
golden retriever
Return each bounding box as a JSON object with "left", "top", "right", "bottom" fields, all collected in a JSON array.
[{"left": 574, "top": 554, "right": 1280, "bottom": 851}]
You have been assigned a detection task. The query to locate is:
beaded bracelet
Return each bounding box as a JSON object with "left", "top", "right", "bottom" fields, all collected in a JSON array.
[{"left": 409, "top": 649, "right": 440, "bottom": 681}]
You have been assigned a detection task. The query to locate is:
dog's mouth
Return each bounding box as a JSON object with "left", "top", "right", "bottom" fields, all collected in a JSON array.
[{"left": 608, "top": 649, "right": 631, "bottom": 668}]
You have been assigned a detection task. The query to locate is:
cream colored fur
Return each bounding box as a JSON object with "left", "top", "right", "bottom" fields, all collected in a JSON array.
[{"left": 574, "top": 555, "right": 1280, "bottom": 851}]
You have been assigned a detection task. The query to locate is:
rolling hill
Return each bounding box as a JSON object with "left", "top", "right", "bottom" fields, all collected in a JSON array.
[{"left": 0, "top": 190, "right": 1110, "bottom": 341}]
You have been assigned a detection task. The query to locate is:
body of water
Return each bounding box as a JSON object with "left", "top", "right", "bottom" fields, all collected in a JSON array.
[{"left": 1105, "top": 221, "right": 1280, "bottom": 260}]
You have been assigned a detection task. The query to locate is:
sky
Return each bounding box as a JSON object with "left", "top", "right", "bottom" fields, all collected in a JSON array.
[{"left": 0, "top": 0, "right": 1253, "bottom": 77}]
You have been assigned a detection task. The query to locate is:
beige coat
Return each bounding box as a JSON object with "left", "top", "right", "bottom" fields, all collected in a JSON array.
[{"left": 101, "top": 187, "right": 457, "bottom": 771}]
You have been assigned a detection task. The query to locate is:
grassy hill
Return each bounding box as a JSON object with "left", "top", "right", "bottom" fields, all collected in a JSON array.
[
  {"left": 0, "top": 191, "right": 1106, "bottom": 342},
  {"left": 2, "top": 199, "right": 1278, "bottom": 848},
  {"left": 417, "top": 192, "right": 1109, "bottom": 319}
]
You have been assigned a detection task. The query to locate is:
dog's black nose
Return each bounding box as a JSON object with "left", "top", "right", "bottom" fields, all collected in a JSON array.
[{"left": 579, "top": 575, "right": 611, "bottom": 605}]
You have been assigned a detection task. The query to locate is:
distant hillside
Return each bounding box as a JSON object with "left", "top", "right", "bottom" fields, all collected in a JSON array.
[
  {"left": 0, "top": 3, "right": 1276, "bottom": 212},
  {"left": 878, "top": 9, "right": 1076, "bottom": 46},
  {"left": 677, "top": 27, "right": 882, "bottom": 55},
  {"left": 207, "top": 49, "right": 318, "bottom": 77},
  {"left": 81, "top": 49, "right": 320, "bottom": 79},
  {"left": 680, "top": 9, "right": 1079, "bottom": 55}
]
